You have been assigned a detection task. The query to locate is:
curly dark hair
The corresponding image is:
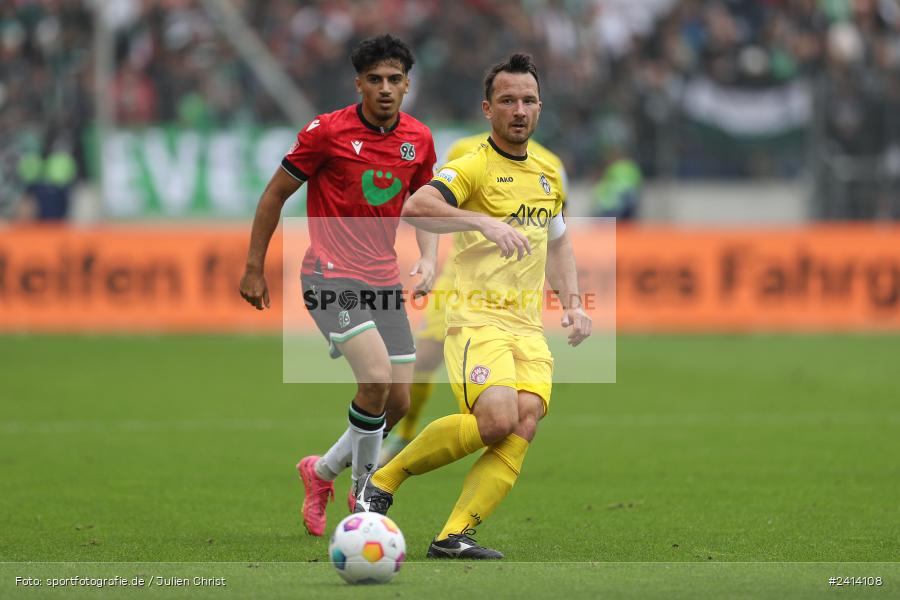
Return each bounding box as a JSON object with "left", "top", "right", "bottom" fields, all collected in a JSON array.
[
  {"left": 350, "top": 34, "right": 415, "bottom": 74},
  {"left": 484, "top": 53, "right": 541, "bottom": 100}
]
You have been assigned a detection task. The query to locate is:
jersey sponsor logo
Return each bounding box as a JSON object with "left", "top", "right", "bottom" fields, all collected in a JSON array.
[
  {"left": 496, "top": 176, "right": 514, "bottom": 183},
  {"left": 288, "top": 140, "right": 300, "bottom": 154},
  {"left": 435, "top": 168, "right": 457, "bottom": 184},
  {"left": 400, "top": 142, "right": 416, "bottom": 161},
  {"left": 351, "top": 140, "right": 364, "bottom": 155},
  {"left": 469, "top": 365, "right": 490, "bottom": 385},
  {"left": 361, "top": 169, "right": 403, "bottom": 206},
  {"left": 540, "top": 173, "right": 552, "bottom": 195},
  {"left": 306, "top": 119, "right": 320, "bottom": 132},
  {"left": 507, "top": 203, "right": 551, "bottom": 228}
]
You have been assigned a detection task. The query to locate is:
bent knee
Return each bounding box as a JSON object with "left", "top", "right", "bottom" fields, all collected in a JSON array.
[
  {"left": 357, "top": 380, "right": 391, "bottom": 405},
  {"left": 386, "top": 386, "right": 410, "bottom": 419},
  {"left": 477, "top": 413, "right": 517, "bottom": 445},
  {"left": 513, "top": 413, "right": 539, "bottom": 442}
]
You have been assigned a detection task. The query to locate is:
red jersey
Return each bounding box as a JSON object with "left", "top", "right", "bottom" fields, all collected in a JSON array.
[{"left": 282, "top": 103, "right": 436, "bottom": 286}]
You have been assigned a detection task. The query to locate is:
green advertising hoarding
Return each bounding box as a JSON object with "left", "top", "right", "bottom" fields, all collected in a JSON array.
[
  {"left": 90, "top": 126, "right": 305, "bottom": 219},
  {"left": 89, "top": 126, "right": 470, "bottom": 219}
]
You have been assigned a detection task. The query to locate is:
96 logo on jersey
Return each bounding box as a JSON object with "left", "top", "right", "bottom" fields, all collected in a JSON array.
[{"left": 400, "top": 142, "right": 416, "bottom": 161}]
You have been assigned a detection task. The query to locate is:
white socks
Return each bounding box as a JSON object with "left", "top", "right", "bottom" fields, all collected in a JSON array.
[{"left": 314, "top": 402, "right": 386, "bottom": 484}]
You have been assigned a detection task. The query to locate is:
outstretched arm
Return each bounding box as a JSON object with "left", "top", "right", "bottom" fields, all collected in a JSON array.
[
  {"left": 239, "top": 167, "right": 302, "bottom": 310},
  {"left": 546, "top": 230, "right": 592, "bottom": 346},
  {"left": 402, "top": 184, "right": 532, "bottom": 260}
]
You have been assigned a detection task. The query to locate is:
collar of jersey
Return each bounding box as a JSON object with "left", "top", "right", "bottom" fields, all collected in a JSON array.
[
  {"left": 356, "top": 103, "right": 400, "bottom": 134},
  {"left": 488, "top": 136, "right": 528, "bottom": 161}
]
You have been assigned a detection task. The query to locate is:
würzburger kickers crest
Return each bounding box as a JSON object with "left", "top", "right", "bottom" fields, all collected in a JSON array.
[{"left": 469, "top": 365, "right": 491, "bottom": 385}]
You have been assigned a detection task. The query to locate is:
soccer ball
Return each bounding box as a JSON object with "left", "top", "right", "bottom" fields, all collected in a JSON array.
[{"left": 329, "top": 513, "right": 406, "bottom": 584}]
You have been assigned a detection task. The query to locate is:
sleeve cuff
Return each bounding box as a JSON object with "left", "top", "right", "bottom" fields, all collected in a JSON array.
[
  {"left": 281, "top": 158, "right": 308, "bottom": 182},
  {"left": 427, "top": 181, "right": 458, "bottom": 207}
]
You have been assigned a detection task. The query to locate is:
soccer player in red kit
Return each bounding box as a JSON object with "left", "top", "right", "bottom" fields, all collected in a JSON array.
[{"left": 239, "top": 35, "right": 437, "bottom": 536}]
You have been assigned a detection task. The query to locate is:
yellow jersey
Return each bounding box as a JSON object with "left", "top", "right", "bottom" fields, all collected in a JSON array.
[
  {"left": 443, "top": 133, "right": 567, "bottom": 192},
  {"left": 429, "top": 136, "right": 565, "bottom": 335},
  {"left": 433, "top": 132, "right": 568, "bottom": 294}
]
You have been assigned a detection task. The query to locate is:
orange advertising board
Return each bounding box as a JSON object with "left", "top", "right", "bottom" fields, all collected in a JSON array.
[
  {"left": 609, "top": 226, "right": 900, "bottom": 331},
  {"left": 0, "top": 224, "right": 898, "bottom": 332},
  {"left": 0, "top": 226, "right": 284, "bottom": 333}
]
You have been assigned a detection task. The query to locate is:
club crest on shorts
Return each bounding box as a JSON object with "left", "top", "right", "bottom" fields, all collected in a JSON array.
[
  {"left": 338, "top": 310, "right": 350, "bottom": 329},
  {"left": 469, "top": 365, "right": 490, "bottom": 385}
]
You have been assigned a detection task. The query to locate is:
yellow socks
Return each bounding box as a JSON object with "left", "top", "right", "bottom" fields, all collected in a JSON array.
[
  {"left": 437, "top": 433, "right": 529, "bottom": 540},
  {"left": 396, "top": 380, "right": 434, "bottom": 440},
  {"left": 373, "top": 413, "right": 483, "bottom": 493},
  {"left": 375, "top": 418, "right": 532, "bottom": 540}
]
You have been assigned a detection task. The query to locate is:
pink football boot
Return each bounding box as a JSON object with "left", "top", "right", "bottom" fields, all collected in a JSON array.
[{"left": 296, "top": 456, "right": 334, "bottom": 536}]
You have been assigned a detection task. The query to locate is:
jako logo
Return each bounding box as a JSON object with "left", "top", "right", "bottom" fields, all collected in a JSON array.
[
  {"left": 496, "top": 176, "right": 514, "bottom": 183},
  {"left": 361, "top": 170, "right": 402, "bottom": 206}
]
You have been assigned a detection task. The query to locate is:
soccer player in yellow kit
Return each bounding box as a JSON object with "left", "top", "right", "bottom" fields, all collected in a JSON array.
[
  {"left": 355, "top": 54, "right": 591, "bottom": 559},
  {"left": 380, "top": 133, "right": 569, "bottom": 464}
]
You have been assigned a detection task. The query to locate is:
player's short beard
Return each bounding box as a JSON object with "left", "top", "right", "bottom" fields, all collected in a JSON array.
[
  {"left": 367, "top": 96, "right": 398, "bottom": 122},
  {"left": 375, "top": 103, "right": 395, "bottom": 118},
  {"left": 500, "top": 122, "right": 533, "bottom": 145}
]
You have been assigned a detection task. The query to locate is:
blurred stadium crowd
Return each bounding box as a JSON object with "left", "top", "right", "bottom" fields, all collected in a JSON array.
[{"left": 2, "top": 0, "right": 899, "bottom": 219}]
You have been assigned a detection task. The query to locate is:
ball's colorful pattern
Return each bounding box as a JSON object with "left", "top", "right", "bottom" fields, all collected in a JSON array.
[
  {"left": 331, "top": 548, "right": 346, "bottom": 570},
  {"left": 362, "top": 541, "right": 384, "bottom": 563},
  {"left": 381, "top": 517, "right": 399, "bottom": 533},
  {"left": 329, "top": 513, "right": 406, "bottom": 585},
  {"left": 342, "top": 516, "right": 363, "bottom": 532}
]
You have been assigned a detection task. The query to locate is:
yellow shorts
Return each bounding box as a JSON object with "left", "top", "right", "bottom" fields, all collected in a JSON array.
[
  {"left": 444, "top": 325, "right": 553, "bottom": 415},
  {"left": 417, "top": 265, "right": 457, "bottom": 343}
]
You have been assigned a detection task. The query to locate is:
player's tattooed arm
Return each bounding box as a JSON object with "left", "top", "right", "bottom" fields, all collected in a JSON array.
[
  {"left": 240, "top": 167, "right": 303, "bottom": 310},
  {"left": 546, "top": 231, "right": 592, "bottom": 346}
]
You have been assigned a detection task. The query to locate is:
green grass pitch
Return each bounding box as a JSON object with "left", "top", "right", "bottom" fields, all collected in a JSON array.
[{"left": 1, "top": 334, "right": 898, "bottom": 598}]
